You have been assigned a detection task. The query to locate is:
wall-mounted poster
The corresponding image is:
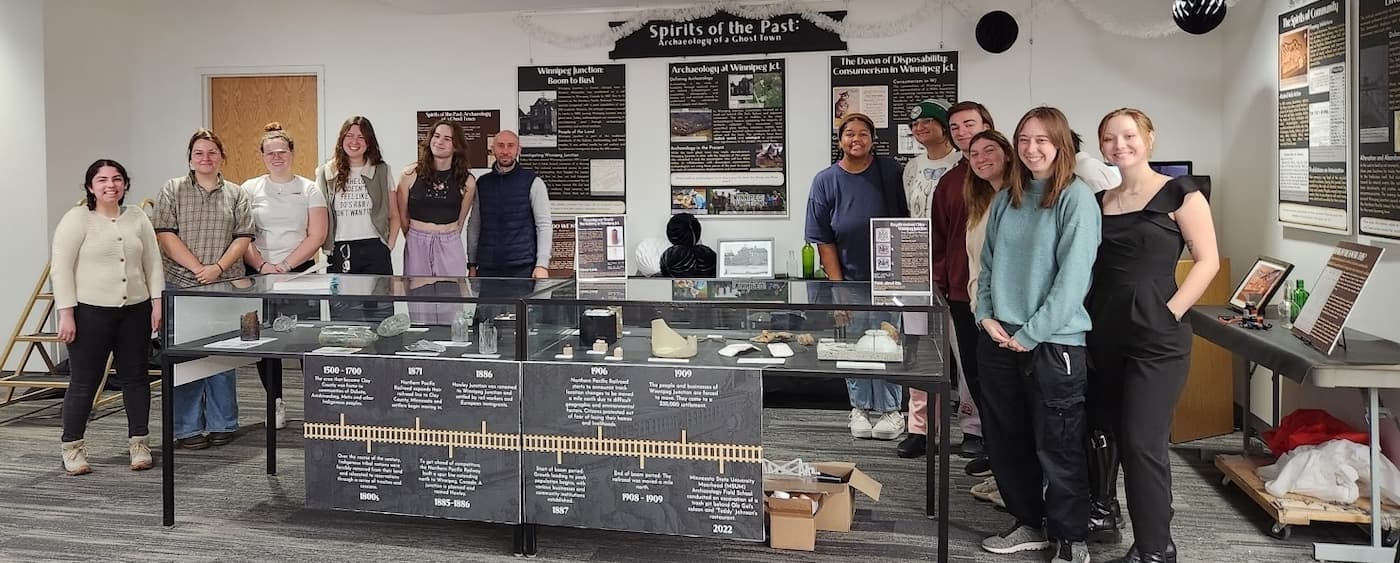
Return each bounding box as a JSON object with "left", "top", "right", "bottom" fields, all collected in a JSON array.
[
  {"left": 830, "top": 52, "right": 958, "bottom": 165},
  {"left": 575, "top": 215, "right": 627, "bottom": 280},
  {"left": 669, "top": 58, "right": 787, "bottom": 217},
  {"left": 416, "top": 110, "right": 500, "bottom": 169},
  {"left": 1277, "top": 0, "right": 1351, "bottom": 234},
  {"left": 548, "top": 218, "right": 577, "bottom": 277},
  {"left": 518, "top": 65, "right": 627, "bottom": 215},
  {"left": 1357, "top": 0, "right": 1400, "bottom": 240}
]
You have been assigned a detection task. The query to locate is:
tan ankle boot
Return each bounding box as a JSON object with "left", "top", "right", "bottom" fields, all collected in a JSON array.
[
  {"left": 61, "top": 439, "right": 92, "bottom": 476},
  {"left": 129, "top": 436, "right": 153, "bottom": 471}
]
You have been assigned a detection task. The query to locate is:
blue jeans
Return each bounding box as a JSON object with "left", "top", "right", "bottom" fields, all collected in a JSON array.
[
  {"left": 173, "top": 369, "right": 239, "bottom": 439},
  {"left": 845, "top": 310, "right": 902, "bottom": 412}
]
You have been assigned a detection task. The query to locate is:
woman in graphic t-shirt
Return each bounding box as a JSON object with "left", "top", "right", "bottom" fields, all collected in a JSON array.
[{"left": 314, "top": 116, "right": 401, "bottom": 275}]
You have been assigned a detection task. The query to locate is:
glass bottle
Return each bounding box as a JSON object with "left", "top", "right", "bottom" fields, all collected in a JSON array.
[
  {"left": 478, "top": 321, "right": 498, "bottom": 355},
  {"left": 801, "top": 243, "right": 815, "bottom": 279},
  {"left": 1291, "top": 279, "right": 1309, "bottom": 322},
  {"left": 1277, "top": 299, "right": 1292, "bottom": 329},
  {"left": 786, "top": 250, "right": 800, "bottom": 279}
]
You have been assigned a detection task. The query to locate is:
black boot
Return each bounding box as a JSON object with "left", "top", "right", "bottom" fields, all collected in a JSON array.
[
  {"left": 1108, "top": 540, "right": 1177, "bottom": 563},
  {"left": 1087, "top": 430, "right": 1123, "bottom": 544}
]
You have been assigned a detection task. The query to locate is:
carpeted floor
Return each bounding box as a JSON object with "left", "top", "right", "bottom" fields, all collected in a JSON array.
[{"left": 0, "top": 367, "right": 1377, "bottom": 562}]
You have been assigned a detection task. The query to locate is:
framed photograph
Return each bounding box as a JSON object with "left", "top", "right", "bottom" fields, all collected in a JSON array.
[
  {"left": 1229, "top": 255, "right": 1294, "bottom": 312},
  {"left": 717, "top": 238, "right": 774, "bottom": 279}
]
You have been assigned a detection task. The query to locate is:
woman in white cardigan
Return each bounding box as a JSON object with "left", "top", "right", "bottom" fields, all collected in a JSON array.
[{"left": 51, "top": 159, "right": 164, "bottom": 475}]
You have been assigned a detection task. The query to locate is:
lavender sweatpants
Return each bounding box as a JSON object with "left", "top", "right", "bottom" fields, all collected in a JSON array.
[{"left": 404, "top": 227, "right": 467, "bottom": 325}]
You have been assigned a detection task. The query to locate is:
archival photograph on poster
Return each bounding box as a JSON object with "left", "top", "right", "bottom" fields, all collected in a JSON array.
[
  {"left": 1276, "top": 0, "right": 1351, "bottom": 233},
  {"left": 519, "top": 65, "right": 627, "bottom": 215},
  {"left": 830, "top": 52, "right": 958, "bottom": 165},
  {"left": 1357, "top": 0, "right": 1400, "bottom": 239},
  {"left": 669, "top": 58, "right": 788, "bottom": 217}
]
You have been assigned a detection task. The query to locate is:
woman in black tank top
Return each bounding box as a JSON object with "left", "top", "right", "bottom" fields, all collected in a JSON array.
[{"left": 397, "top": 121, "right": 477, "bottom": 279}]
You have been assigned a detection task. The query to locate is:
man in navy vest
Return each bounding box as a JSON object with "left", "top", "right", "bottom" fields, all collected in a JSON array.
[{"left": 467, "top": 130, "right": 552, "bottom": 278}]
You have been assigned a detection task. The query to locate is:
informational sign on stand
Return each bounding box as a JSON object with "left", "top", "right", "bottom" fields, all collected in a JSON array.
[
  {"left": 415, "top": 110, "right": 500, "bottom": 169},
  {"left": 1276, "top": 0, "right": 1351, "bottom": 233},
  {"left": 829, "top": 52, "right": 958, "bottom": 165},
  {"left": 870, "top": 218, "right": 933, "bottom": 295},
  {"left": 668, "top": 58, "right": 788, "bottom": 217},
  {"left": 302, "top": 354, "right": 522, "bottom": 523},
  {"left": 1357, "top": 0, "right": 1400, "bottom": 239},
  {"left": 549, "top": 218, "right": 577, "bottom": 277},
  {"left": 518, "top": 64, "right": 627, "bottom": 215},
  {"left": 574, "top": 215, "right": 627, "bottom": 280},
  {"left": 521, "top": 362, "right": 764, "bottom": 541},
  {"left": 1292, "top": 242, "right": 1385, "bottom": 355}
]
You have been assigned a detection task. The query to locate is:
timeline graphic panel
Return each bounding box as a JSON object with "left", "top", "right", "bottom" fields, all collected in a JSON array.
[
  {"left": 303, "top": 354, "right": 522, "bottom": 523},
  {"left": 522, "top": 362, "right": 763, "bottom": 540}
]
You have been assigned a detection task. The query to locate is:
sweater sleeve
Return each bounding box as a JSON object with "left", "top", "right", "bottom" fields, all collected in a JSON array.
[
  {"left": 928, "top": 163, "right": 962, "bottom": 296},
  {"left": 152, "top": 178, "right": 180, "bottom": 234},
  {"left": 530, "top": 176, "right": 552, "bottom": 268},
  {"left": 138, "top": 210, "right": 166, "bottom": 297},
  {"left": 973, "top": 196, "right": 1000, "bottom": 325},
  {"left": 50, "top": 209, "right": 85, "bottom": 310},
  {"left": 1012, "top": 185, "right": 1102, "bottom": 349}
]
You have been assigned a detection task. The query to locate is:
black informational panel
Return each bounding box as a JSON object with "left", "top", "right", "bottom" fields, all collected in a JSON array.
[
  {"left": 302, "top": 354, "right": 522, "bottom": 524},
  {"left": 521, "top": 362, "right": 764, "bottom": 541}
]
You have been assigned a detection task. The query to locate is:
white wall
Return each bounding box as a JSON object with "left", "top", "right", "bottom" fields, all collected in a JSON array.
[
  {"left": 1220, "top": 0, "right": 1397, "bottom": 448},
  {"left": 43, "top": 0, "right": 1227, "bottom": 276},
  {"left": 2, "top": 0, "right": 49, "bottom": 372}
]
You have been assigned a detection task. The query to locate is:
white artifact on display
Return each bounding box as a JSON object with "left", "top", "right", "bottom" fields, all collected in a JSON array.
[
  {"left": 817, "top": 323, "right": 903, "bottom": 363},
  {"left": 591, "top": 338, "right": 609, "bottom": 353},
  {"left": 650, "top": 318, "right": 698, "bottom": 359},
  {"left": 717, "top": 342, "right": 758, "bottom": 357}
]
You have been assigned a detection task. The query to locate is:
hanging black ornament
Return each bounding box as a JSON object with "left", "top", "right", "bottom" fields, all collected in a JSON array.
[
  {"left": 1172, "top": 0, "right": 1227, "bottom": 35},
  {"left": 975, "top": 11, "right": 1018, "bottom": 54}
]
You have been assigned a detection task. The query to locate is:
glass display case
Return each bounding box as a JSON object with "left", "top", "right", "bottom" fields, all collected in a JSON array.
[
  {"left": 523, "top": 278, "right": 948, "bottom": 380},
  {"left": 164, "top": 274, "right": 570, "bottom": 361}
]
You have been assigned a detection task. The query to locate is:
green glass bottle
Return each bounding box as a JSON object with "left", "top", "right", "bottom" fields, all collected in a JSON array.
[
  {"left": 1290, "top": 279, "right": 1309, "bottom": 322},
  {"left": 801, "top": 242, "right": 815, "bottom": 279}
]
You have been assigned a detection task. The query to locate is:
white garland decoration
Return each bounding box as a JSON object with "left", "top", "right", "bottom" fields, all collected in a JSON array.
[{"left": 514, "top": 0, "right": 1244, "bottom": 49}]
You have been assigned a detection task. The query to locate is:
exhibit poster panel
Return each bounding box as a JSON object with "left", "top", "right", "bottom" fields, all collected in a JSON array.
[
  {"left": 1277, "top": 0, "right": 1351, "bottom": 233},
  {"left": 302, "top": 354, "right": 522, "bottom": 524},
  {"left": 1357, "top": 0, "right": 1400, "bottom": 239},
  {"left": 522, "top": 362, "right": 764, "bottom": 541},
  {"left": 830, "top": 52, "right": 959, "bottom": 165},
  {"left": 1291, "top": 242, "right": 1385, "bottom": 354},
  {"left": 574, "top": 215, "right": 627, "bottom": 280},
  {"left": 870, "top": 218, "right": 933, "bottom": 295},
  {"left": 415, "top": 110, "right": 500, "bottom": 169},
  {"left": 610, "top": 10, "right": 846, "bottom": 59},
  {"left": 549, "top": 218, "right": 577, "bottom": 277},
  {"left": 518, "top": 64, "right": 627, "bottom": 215},
  {"left": 669, "top": 58, "right": 787, "bottom": 217}
]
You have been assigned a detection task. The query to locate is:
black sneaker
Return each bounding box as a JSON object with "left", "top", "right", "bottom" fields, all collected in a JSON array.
[
  {"left": 965, "top": 455, "right": 992, "bottom": 477},
  {"left": 959, "top": 434, "right": 985, "bottom": 458},
  {"left": 896, "top": 434, "right": 927, "bottom": 458},
  {"left": 177, "top": 435, "right": 210, "bottom": 450},
  {"left": 208, "top": 432, "right": 237, "bottom": 446}
]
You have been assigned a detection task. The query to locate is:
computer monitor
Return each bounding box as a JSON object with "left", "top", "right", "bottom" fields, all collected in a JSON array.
[{"left": 1149, "top": 160, "right": 1193, "bottom": 177}]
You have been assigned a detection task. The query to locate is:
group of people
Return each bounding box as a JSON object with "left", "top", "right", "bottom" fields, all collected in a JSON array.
[
  {"left": 50, "top": 116, "right": 554, "bottom": 473},
  {"left": 805, "top": 101, "right": 1217, "bottom": 563}
]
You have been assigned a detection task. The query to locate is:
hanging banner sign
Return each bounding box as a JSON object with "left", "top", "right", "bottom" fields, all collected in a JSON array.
[{"left": 609, "top": 11, "right": 847, "bottom": 60}]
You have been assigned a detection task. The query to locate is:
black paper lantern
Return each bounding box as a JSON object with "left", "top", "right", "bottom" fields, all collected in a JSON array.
[
  {"left": 975, "top": 11, "right": 1018, "bottom": 54},
  {"left": 1172, "top": 0, "right": 1227, "bottom": 35}
]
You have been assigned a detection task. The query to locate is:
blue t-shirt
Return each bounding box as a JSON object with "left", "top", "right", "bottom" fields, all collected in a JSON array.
[{"left": 803, "top": 158, "right": 904, "bottom": 281}]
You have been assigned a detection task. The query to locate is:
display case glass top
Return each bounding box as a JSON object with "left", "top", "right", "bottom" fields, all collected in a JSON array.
[
  {"left": 528, "top": 278, "right": 944, "bottom": 311},
  {"left": 164, "top": 274, "right": 569, "bottom": 303}
]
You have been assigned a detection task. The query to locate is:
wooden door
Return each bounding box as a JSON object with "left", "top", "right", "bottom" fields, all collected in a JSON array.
[
  {"left": 1171, "top": 257, "right": 1234, "bottom": 443},
  {"left": 209, "top": 75, "right": 318, "bottom": 184}
]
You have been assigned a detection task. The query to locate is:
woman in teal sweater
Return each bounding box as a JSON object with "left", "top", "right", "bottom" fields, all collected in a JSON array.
[{"left": 974, "top": 106, "right": 1101, "bottom": 563}]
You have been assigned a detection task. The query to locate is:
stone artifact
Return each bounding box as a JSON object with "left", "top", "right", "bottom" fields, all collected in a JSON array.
[
  {"left": 561, "top": 344, "right": 574, "bottom": 356},
  {"left": 317, "top": 325, "right": 378, "bottom": 347},
  {"left": 240, "top": 311, "right": 260, "bottom": 341},
  {"left": 651, "top": 319, "right": 698, "bottom": 358},
  {"left": 405, "top": 339, "right": 446, "bottom": 353},
  {"left": 795, "top": 333, "right": 816, "bottom": 346},
  {"left": 592, "top": 338, "right": 609, "bottom": 353},
  {"left": 271, "top": 314, "right": 297, "bottom": 332},
  {"left": 612, "top": 346, "right": 623, "bottom": 358},
  {"left": 376, "top": 313, "right": 411, "bottom": 337}
]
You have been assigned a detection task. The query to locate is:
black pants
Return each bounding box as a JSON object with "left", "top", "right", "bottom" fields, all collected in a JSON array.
[
  {"left": 62, "top": 301, "right": 153, "bottom": 442},
  {"left": 254, "top": 260, "right": 317, "bottom": 400},
  {"left": 329, "top": 239, "right": 393, "bottom": 321},
  {"left": 948, "top": 301, "right": 984, "bottom": 415},
  {"left": 476, "top": 262, "right": 536, "bottom": 278},
  {"left": 977, "top": 332, "right": 1089, "bottom": 541},
  {"left": 1087, "top": 280, "right": 1193, "bottom": 552}
]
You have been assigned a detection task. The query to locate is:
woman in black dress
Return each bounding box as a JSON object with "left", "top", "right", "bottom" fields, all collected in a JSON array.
[{"left": 1087, "top": 108, "right": 1219, "bottom": 563}]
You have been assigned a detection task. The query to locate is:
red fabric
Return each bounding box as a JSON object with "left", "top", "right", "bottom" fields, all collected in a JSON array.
[
  {"left": 930, "top": 159, "right": 970, "bottom": 303},
  {"left": 1263, "top": 409, "right": 1369, "bottom": 456}
]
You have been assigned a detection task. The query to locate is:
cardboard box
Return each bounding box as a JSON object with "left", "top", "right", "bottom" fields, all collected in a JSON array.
[
  {"left": 765, "top": 493, "right": 820, "bottom": 551},
  {"left": 763, "top": 461, "right": 882, "bottom": 534}
]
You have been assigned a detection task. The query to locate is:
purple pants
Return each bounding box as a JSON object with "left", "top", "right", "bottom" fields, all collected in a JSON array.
[{"left": 405, "top": 227, "right": 467, "bottom": 325}]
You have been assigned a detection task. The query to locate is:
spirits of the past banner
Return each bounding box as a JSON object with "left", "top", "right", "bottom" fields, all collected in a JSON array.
[
  {"left": 519, "top": 64, "right": 627, "bottom": 215},
  {"left": 1277, "top": 0, "right": 1351, "bottom": 233},
  {"left": 669, "top": 58, "right": 788, "bottom": 217}
]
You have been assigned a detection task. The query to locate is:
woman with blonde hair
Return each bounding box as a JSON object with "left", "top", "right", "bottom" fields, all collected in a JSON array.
[{"left": 975, "top": 107, "right": 1100, "bottom": 563}]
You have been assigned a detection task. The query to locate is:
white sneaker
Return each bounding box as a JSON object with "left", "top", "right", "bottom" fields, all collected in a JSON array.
[
  {"left": 849, "top": 408, "right": 873, "bottom": 438},
  {"left": 61, "top": 439, "right": 92, "bottom": 476},
  {"left": 870, "top": 411, "right": 906, "bottom": 440},
  {"left": 971, "top": 476, "right": 998, "bottom": 502},
  {"left": 275, "top": 398, "right": 287, "bottom": 430},
  {"left": 129, "top": 436, "right": 153, "bottom": 471}
]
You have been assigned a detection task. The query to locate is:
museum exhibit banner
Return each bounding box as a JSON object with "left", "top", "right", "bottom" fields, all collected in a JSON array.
[
  {"left": 574, "top": 215, "right": 627, "bottom": 280},
  {"left": 518, "top": 64, "right": 627, "bottom": 215},
  {"left": 415, "top": 110, "right": 500, "bottom": 169},
  {"left": 521, "top": 362, "right": 764, "bottom": 541},
  {"left": 669, "top": 58, "right": 788, "bottom": 217},
  {"left": 1357, "top": 0, "right": 1400, "bottom": 240},
  {"left": 302, "top": 354, "right": 522, "bottom": 524},
  {"left": 870, "top": 218, "right": 933, "bottom": 295},
  {"left": 609, "top": 10, "right": 846, "bottom": 59},
  {"left": 830, "top": 52, "right": 959, "bottom": 165},
  {"left": 1277, "top": 0, "right": 1351, "bottom": 233}
]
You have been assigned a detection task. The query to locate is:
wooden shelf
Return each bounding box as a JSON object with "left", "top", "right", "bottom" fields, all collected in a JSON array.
[{"left": 1217, "top": 454, "right": 1400, "bottom": 528}]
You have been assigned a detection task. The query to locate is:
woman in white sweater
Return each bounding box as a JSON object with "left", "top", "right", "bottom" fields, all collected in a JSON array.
[{"left": 51, "top": 159, "right": 165, "bottom": 475}]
